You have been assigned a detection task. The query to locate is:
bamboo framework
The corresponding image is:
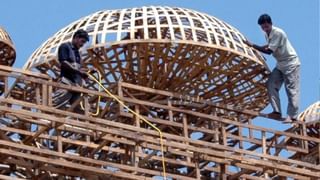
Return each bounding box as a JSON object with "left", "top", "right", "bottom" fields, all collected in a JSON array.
[
  {"left": 0, "top": 66, "right": 318, "bottom": 179},
  {"left": 0, "top": 27, "right": 15, "bottom": 66},
  {"left": 0, "top": 6, "right": 319, "bottom": 180},
  {"left": 287, "top": 102, "right": 320, "bottom": 165},
  {"left": 0, "top": 27, "right": 16, "bottom": 95}
]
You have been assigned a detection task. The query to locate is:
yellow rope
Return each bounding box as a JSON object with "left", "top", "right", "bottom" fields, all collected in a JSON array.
[
  {"left": 87, "top": 73, "right": 167, "bottom": 179},
  {"left": 80, "top": 71, "right": 102, "bottom": 116}
]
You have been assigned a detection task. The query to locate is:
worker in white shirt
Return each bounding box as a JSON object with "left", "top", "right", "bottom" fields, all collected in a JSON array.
[{"left": 245, "top": 14, "right": 300, "bottom": 123}]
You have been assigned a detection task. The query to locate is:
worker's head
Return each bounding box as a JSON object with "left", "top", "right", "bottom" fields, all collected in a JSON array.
[
  {"left": 72, "top": 29, "right": 89, "bottom": 49},
  {"left": 258, "top": 14, "right": 272, "bottom": 34}
]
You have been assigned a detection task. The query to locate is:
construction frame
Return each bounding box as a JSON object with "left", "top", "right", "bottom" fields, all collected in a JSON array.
[{"left": 0, "top": 6, "right": 319, "bottom": 180}]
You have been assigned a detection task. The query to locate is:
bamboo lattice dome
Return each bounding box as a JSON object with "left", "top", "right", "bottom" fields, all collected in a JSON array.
[
  {"left": 299, "top": 101, "right": 320, "bottom": 123},
  {"left": 23, "top": 6, "right": 270, "bottom": 112},
  {"left": 288, "top": 101, "right": 320, "bottom": 164},
  {"left": 0, "top": 27, "right": 15, "bottom": 66}
]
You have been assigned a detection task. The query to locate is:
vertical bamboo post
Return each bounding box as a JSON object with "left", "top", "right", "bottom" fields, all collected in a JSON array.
[
  {"left": 168, "top": 100, "right": 173, "bottom": 122},
  {"left": 220, "top": 125, "right": 227, "bottom": 180},
  {"left": 84, "top": 97, "right": 90, "bottom": 143},
  {"left": 42, "top": 83, "right": 47, "bottom": 106},
  {"left": 118, "top": 81, "right": 124, "bottom": 113},
  {"left": 48, "top": 79, "right": 53, "bottom": 107},
  {"left": 262, "top": 131, "right": 269, "bottom": 178},
  {"left": 134, "top": 105, "right": 142, "bottom": 173},
  {"left": 182, "top": 114, "right": 191, "bottom": 163}
]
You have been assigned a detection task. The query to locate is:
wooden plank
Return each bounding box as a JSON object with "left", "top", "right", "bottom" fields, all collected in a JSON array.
[
  {"left": 0, "top": 148, "right": 151, "bottom": 180},
  {"left": 238, "top": 126, "right": 243, "bottom": 149},
  {"left": 0, "top": 141, "right": 196, "bottom": 180},
  {"left": 195, "top": 160, "right": 200, "bottom": 180},
  {"left": 42, "top": 83, "right": 47, "bottom": 106},
  {"left": 168, "top": 100, "right": 173, "bottom": 122},
  {"left": 248, "top": 119, "right": 253, "bottom": 139},
  {"left": 220, "top": 163, "right": 227, "bottom": 180},
  {"left": 84, "top": 97, "right": 90, "bottom": 143},
  {"left": 36, "top": 84, "right": 41, "bottom": 105},
  {"left": 0, "top": 65, "right": 50, "bottom": 79},
  {"left": 118, "top": 81, "right": 124, "bottom": 113},
  {"left": 0, "top": 174, "right": 25, "bottom": 180},
  {"left": 262, "top": 131, "right": 267, "bottom": 155},
  {"left": 134, "top": 104, "right": 141, "bottom": 170},
  {"left": 57, "top": 130, "right": 62, "bottom": 153},
  {"left": 302, "top": 123, "right": 309, "bottom": 151},
  {"left": 3, "top": 76, "right": 8, "bottom": 96},
  {"left": 47, "top": 79, "right": 52, "bottom": 107}
]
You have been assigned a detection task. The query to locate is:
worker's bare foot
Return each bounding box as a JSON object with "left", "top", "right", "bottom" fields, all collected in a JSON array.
[
  {"left": 266, "top": 111, "right": 282, "bottom": 120},
  {"left": 282, "top": 116, "right": 297, "bottom": 124}
]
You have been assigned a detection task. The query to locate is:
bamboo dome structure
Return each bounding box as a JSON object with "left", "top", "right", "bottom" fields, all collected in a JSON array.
[
  {"left": 19, "top": 6, "right": 270, "bottom": 118},
  {"left": 299, "top": 101, "right": 320, "bottom": 124},
  {"left": 288, "top": 101, "right": 320, "bottom": 164},
  {"left": 0, "top": 27, "right": 15, "bottom": 95},
  {"left": 0, "top": 27, "right": 15, "bottom": 66}
]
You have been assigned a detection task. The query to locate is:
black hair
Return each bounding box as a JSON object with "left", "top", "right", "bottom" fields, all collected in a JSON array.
[
  {"left": 73, "top": 29, "right": 89, "bottom": 42},
  {"left": 258, "top": 14, "right": 272, "bottom": 25}
]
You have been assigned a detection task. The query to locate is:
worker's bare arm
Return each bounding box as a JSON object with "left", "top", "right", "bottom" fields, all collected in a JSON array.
[
  {"left": 244, "top": 40, "right": 273, "bottom": 55},
  {"left": 252, "top": 44, "right": 273, "bottom": 55}
]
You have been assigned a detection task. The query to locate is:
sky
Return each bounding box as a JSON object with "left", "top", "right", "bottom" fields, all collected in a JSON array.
[{"left": 0, "top": 0, "right": 319, "bottom": 150}]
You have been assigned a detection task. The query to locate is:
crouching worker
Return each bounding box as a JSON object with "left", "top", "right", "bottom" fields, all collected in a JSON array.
[{"left": 53, "top": 29, "right": 90, "bottom": 108}]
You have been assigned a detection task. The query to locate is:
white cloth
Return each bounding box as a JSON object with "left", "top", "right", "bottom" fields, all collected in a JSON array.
[{"left": 266, "top": 26, "right": 300, "bottom": 71}]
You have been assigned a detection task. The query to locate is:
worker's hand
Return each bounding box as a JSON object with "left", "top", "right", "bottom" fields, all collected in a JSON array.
[
  {"left": 87, "top": 67, "right": 97, "bottom": 74},
  {"left": 262, "top": 45, "right": 269, "bottom": 51},
  {"left": 79, "top": 70, "right": 88, "bottom": 79},
  {"left": 244, "top": 39, "right": 253, "bottom": 47},
  {"left": 81, "top": 67, "right": 96, "bottom": 74}
]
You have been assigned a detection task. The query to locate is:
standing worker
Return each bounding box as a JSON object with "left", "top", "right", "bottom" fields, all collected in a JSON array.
[
  {"left": 245, "top": 14, "right": 300, "bottom": 123},
  {"left": 53, "top": 29, "right": 90, "bottom": 108}
]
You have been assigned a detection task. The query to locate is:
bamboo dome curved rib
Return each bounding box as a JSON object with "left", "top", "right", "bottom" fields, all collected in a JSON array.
[
  {"left": 299, "top": 101, "right": 320, "bottom": 123},
  {"left": 22, "top": 6, "right": 270, "bottom": 113},
  {"left": 0, "top": 27, "right": 15, "bottom": 66}
]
